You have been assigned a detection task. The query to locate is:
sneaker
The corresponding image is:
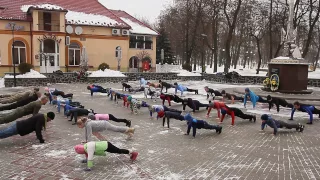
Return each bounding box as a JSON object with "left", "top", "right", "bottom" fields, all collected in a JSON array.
[
  {"left": 253, "top": 116, "right": 256, "bottom": 123},
  {"left": 307, "top": 122, "right": 313, "bottom": 125},
  {"left": 216, "top": 126, "right": 222, "bottom": 134},
  {"left": 126, "top": 128, "right": 135, "bottom": 134},
  {"left": 300, "top": 125, "right": 305, "bottom": 132},
  {"left": 126, "top": 120, "right": 132, "bottom": 127},
  {"left": 195, "top": 90, "right": 199, "bottom": 95},
  {"left": 130, "top": 152, "right": 138, "bottom": 161},
  {"left": 296, "top": 124, "right": 301, "bottom": 131}
]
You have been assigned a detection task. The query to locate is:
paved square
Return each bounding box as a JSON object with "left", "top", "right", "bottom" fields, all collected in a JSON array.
[{"left": 0, "top": 82, "right": 320, "bottom": 180}]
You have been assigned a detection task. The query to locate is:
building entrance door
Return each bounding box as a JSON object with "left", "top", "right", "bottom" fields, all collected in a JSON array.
[{"left": 40, "top": 39, "right": 60, "bottom": 73}]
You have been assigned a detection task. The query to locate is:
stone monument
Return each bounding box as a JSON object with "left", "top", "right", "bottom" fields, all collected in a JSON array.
[{"left": 268, "top": 0, "right": 310, "bottom": 93}]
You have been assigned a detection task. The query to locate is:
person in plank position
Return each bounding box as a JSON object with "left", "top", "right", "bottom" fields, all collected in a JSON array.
[
  {"left": 261, "top": 114, "right": 304, "bottom": 135},
  {"left": 290, "top": 101, "right": 320, "bottom": 125},
  {"left": 183, "top": 98, "right": 209, "bottom": 112},
  {"left": 0, "top": 91, "right": 41, "bottom": 111},
  {"left": 220, "top": 106, "right": 256, "bottom": 126},
  {"left": 159, "top": 80, "right": 174, "bottom": 93},
  {"left": 174, "top": 83, "right": 198, "bottom": 96},
  {"left": 88, "top": 113, "right": 131, "bottom": 127},
  {"left": 221, "top": 90, "right": 244, "bottom": 104},
  {"left": 206, "top": 101, "right": 226, "bottom": 118},
  {"left": 267, "top": 95, "right": 293, "bottom": 112},
  {"left": 161, "top": 111, "right": 185, "bottom": 128}
]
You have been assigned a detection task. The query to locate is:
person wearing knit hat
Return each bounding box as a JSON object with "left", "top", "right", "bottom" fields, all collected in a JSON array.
[
  {"left": 244, "top": 88, "right": 268, "bottom": 108},
  {"left": 221, "top": 90, "right": 244, "bottom": 104},
  {"left": 220, "top": 106, "right": 256, "bottom": 126},
  {"left": 0, "top": 112, "right": 55, "bottom": 143},
  {"left": 266, "top": 95, "right": 293, "bottom": 113},
  {"left": 74, "top": 141, "right": 138, "bottom": 171},
  {"left": 206, "top": 101, "right": 226, "bottom": 118},
  {"left": 88, "top": 113, "right": 131, "bottom": 127},
  {"left": 260, "top": 114, "right": 304, "bottom": 135},
  {"left": 162, "top": 111, "right": 185, "bottom": 128},
  {"left": 184, "top": 113, "right": 222, "bottom": 137},
  {"left": 148, "top": 105, "right": 181, "bottom": 120}
]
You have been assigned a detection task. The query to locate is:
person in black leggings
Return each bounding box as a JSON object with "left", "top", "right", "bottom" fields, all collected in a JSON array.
[
  {"left": 183, "top": 98, "right": 209, "bottom": 112},
  {"left": 161, "top": 111, "right": 185, "bottom": 128},
  {"left": 87, "top": 113, "right": 131, "bottom": 127}
]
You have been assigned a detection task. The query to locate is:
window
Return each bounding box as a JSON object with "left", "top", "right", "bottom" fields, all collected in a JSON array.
[
  {"left": 69, "top": 43, "right": 81, "bottom": 66},
  {"left": 129, "top": 35, "right": 153, "bottom": 49},
  {"left": 115, "top": 46, "right": 122, "bottom": 58},
  {"left": 12, "top": 41, "right": 26, "bottom": 64},
  {"left": 43, "top": 12, "right": 52, "bottom": 31}
]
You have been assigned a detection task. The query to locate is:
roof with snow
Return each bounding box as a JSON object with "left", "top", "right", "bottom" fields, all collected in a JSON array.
[
  {"left": 0, "top": 0, "right": 130, "bottom": 28},
  {"left": 110, "top": 10, "right": 159, "bottom": 36}
]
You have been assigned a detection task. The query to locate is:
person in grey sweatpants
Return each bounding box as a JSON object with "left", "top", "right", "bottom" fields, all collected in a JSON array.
[{"left": 76, "top": 117, "right": 135, "bottom": 143}]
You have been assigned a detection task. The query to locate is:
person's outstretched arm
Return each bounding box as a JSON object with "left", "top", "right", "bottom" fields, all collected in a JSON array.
[{"left": 290, "top": 109, "right": 296, "bottom": 120}]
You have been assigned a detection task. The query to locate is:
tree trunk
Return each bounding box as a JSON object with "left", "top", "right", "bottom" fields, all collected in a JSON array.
[
  {"left": 269, "top": 0, "right": 273, "bottom": 59},
  {"left": 213, "top": 18, "right": 218, "bottom": 72},
  {"left": 255, "top": 37, "right": 262, "bottom": 74}
]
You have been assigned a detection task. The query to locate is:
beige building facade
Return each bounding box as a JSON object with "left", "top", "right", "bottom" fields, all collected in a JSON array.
[{"left": 0, "top": 1, "right": 158, "bottom": 75}]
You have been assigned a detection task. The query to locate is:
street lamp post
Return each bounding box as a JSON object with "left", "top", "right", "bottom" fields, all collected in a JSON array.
[
  {"left": 201, "top": 34, "right": 207, "bottom": 79},
  {"left": 9, "top": 22, "right": 16, "bottom": 87}
]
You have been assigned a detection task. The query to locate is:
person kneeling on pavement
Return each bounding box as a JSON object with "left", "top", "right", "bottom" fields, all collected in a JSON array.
[
  {"left": 0, "top": 112, "right": 55, "bottom": 143},
  {"left": 261, "top": 114, "right": 304, "bottom": 135},
  {"left": 74, "top": 141, "right": 138, "bottom": 171},
  {"left": 184, "top": 113, "right": 222, "bottom": 138}
]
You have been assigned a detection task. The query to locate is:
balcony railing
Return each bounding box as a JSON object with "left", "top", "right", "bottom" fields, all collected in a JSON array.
[{"left": 37, "top": 20, "right": 60, "bottom": 32}]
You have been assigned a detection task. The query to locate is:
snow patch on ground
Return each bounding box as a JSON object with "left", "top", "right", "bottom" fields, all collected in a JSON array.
[
  {"left": 156, "top": 173, "right": 182, "bottom": 180},
  {"left": 9, "top": 175, "right": 26, "bottom": 180},
  {"left": 31, "top": 144, "right": 49, "bottom": 149},
  {"left": 88, "top": 69, "right": 126, "bottom": 77},
  {"left": 120, "top": 18, "right": 158, "bottom": 35},
  {"left": 59, "top": 174, "right": 73, "bottom": 180},
  {"left": 171, "top": 69, "right": 202, "bottom": 76},
  {"left": 4, "top": 70, "right": 46, "bottom": 78},
  {"left": 45, "top": 150, "right": 67, "bottom": 157},
  {"left": 148, "top": 150, "right": 155, "bottom": 154}
]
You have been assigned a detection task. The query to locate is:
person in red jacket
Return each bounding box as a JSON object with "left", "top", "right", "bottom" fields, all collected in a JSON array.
[
  {"left": 220, "top": 106, "right": 256, "bottom": 125},
  {"left": 206, "top": 101, "right": 226, "bottom": 118}
]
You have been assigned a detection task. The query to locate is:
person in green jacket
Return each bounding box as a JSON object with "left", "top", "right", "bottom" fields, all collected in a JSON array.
[
  {"left": 0, "top": 96, "right": 48, "bottom": 125},
  {"left": 74, "top": 141, "right": 139, "bottom": 171},
  {"left": 0, "top": 87, "right": 39, "bottom": 104}
]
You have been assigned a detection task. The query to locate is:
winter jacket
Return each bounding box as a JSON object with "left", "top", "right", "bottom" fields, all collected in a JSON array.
[
  {"left": 220, "top": 107, "right": 236, "bottom": 125},
  {"left": 0, "top": 90, "right": 33, "bottom": 104},
  {"left": 184, "top": 114, "right": 204, "bottom": 137},
  {"left": 207, "top": 101, "right": 226, "bottom": 117},
  {"left": 268, "top": 97, "right": 290, "bottom": 112},
  {"left": 205, "top": 88, "right": 222, "bottom": 99},
  {"left": 149, "top": 105, "right": 164, "bottom": 119},
  {"left": 183, "top": 98, "right": 206, "bottom": 112},
  {"left": 0, "top": 92, "right": 38, "bottom": 111},
  {"left": 84, "top": 120, "right": 110, "bottom": 142},
  {"left": 291, "top": 105, "right": 315, "bottom": 122},
  {"left": 244, "top": 90, "right": 259, "bottom": 108},
  {"left": 64, "top": 104, "right": 76, "bottom": 116},
  {"left": 16, "top": 113, "right": 47, "bottom": 142},
  {"left": 84, "top": 141, "right": 108, "bottom": 168},
  {"left": 175, "top": 84, "right": 187, "bottom": 96},
  {"left": 140, "top": 78, "right": 147, "bottom": 87},
  {"left": 53, "top": 98, "right": 70, "bottom": 113},
  {"left": 261, "top": 116, "right": 280, "bottom": 135}
]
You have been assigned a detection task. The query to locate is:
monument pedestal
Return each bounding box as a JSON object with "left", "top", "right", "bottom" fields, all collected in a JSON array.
[{"left": 267, "top": 57, "right": 311, "bottom": 94}]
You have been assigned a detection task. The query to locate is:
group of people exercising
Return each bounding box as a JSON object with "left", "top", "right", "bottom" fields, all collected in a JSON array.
[{"left": 0, "top": 77, "right": 317, "bottom": 171}]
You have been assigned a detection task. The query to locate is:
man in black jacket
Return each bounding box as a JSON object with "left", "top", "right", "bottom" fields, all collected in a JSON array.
[
  {"left": 0, "top": 112, "right": 55, "bottom": 143},
  {"left": 67, "top": 108, "right": 94, "bottom": 125},
  {"left": 159, "top": 80, "right": 174, "bottom": 93},
  {"left": 0, "top": 91, "right": 41, "bottom": 111},
  {"left": 183, "top": 98, "right": 209, "bottom": 112},
  {"left": 267, "top": 95, "right": 293, "bottom": 112}
]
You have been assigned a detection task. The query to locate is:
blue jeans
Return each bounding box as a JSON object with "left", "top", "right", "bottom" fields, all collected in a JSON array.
[{"left": 0, "top": 122, "right": 18, "bottom": 139}]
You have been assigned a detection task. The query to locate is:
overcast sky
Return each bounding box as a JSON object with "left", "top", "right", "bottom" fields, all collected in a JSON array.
[{"left": 99, "top": 0, "right": 174, "bottom": 24}]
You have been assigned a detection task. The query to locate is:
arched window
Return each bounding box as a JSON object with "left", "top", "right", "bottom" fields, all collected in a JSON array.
[
  {"left": 129, "top": 56, "right": 138, "bottom": 68},
  {"left": 69, "top": 43, "right": 81, "bottom": 66},
  {"left": 13, "top": 41, "right": 26, "bottom": 64},
  {"left": 115, "top": 46, "right": 122, "bottom": 59}
]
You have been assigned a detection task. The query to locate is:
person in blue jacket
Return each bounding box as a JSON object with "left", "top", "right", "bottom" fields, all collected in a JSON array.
[
  {"left": 87, "top": 85, "right": 108, "bottom": 96},
  {"left": 261, "top": 114, "right": 304, "bottom": 135},
  {"left": 184, "top": 113, "right": 222, "bottom": 137},
  {"left": 173, "top": 83, "right": 198, "bottom": 96},
  {"left": 140, "top": 78, "right": 147, "bottom": 87},
  {"left": 290, "top": 101, "right": 320, "bottom": 124},
  {"left": 244, "top": 88, "right": 267, "bottom": 108}
]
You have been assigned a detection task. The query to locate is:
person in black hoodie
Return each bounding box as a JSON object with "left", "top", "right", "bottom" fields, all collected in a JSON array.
[
  {"left": 0, "top": 91, "right": 42, "bottom": 111},
  {"left": 267, "top": 95, "right": 293, "bottom": 112},
  {"left": 67, "top": 108, "right": 94, "bottom": 125},
  {"left": 204, "top": 86, "right": 222, "bottom": 100},
  {"left": 0, "top": 112, "right": 55, "bottom": 143},
  {"left": 221, "top": 90, "right": 244, "bottom": 104},
  {"left": 183, "top": 98, "right": 209, "bottom": 112},
  {"left": 159, "top": 80, "right": 174, "bottom": 93},
  {"left": 161, "top": 111, "right": 185, "bottom": 128}
]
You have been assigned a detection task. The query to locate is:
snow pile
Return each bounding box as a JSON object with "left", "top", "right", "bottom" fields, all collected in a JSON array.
[
  {"left": 120, "top": 18, "right": 158, "bottom": 35},
  {"left": 171, "top": 69, "right": 201, "bottom": 77},
  {"left": 0, "top": 78, "right": 4, "bottom": 88},
  {"left": 88, "top": 69, "right": 126, "bottom": 77},
  {"left": 21, "top": 4, "right": 121, "bottom": 27},
  {"left": 308, "top": 69, "right": 320, "bottom": 79},
  {"left": 273, "top": 56, "right": 291, "bottom": 60},
  {"left": 4, "top": 70, "right": 47, "bottom": 78}
]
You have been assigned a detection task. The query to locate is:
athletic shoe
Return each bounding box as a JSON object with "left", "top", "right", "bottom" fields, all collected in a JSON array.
[
  {"left": 130, "top": 152, "right": 138, "bottom": 161},
  {"left": 216, "top": 126, "right": 222, "bottom": 134},
  {"left": 126, "top": 120, "right": 132, "bottom": 127},
  {"left": 300, "top": 125, "right": 305, "bottom": 132},
  {"left": 195, "top": 90, "right": 199, "bottom": 95},
  {"left": 306, "top": 122, "right": 313, "bottom": 125}
]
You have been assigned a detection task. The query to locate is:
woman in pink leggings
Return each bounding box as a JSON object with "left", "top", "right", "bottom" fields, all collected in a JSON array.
[{"left": 88, "top": 113, "right": 131, "bottom": 127}]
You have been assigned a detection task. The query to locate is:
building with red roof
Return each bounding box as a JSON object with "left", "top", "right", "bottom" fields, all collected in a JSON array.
[{"left": 0, "top": 0, "right": 158, "bottom": 74}]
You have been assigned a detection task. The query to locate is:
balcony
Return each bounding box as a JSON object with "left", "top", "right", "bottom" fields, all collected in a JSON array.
[
  {"left": 37, "top": 22, "right": 60, "bottom": 32},
  {"left": 37, "top": 11, "right": 61, "bottom": 32}
]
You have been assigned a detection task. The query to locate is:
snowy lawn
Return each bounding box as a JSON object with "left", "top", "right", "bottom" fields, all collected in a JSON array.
[
  {"left": 88, "top": 69, "right": 126, "bottom": 77},
  {"left": 4, "top": 70, "right": 47, "bottom": 78}
]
